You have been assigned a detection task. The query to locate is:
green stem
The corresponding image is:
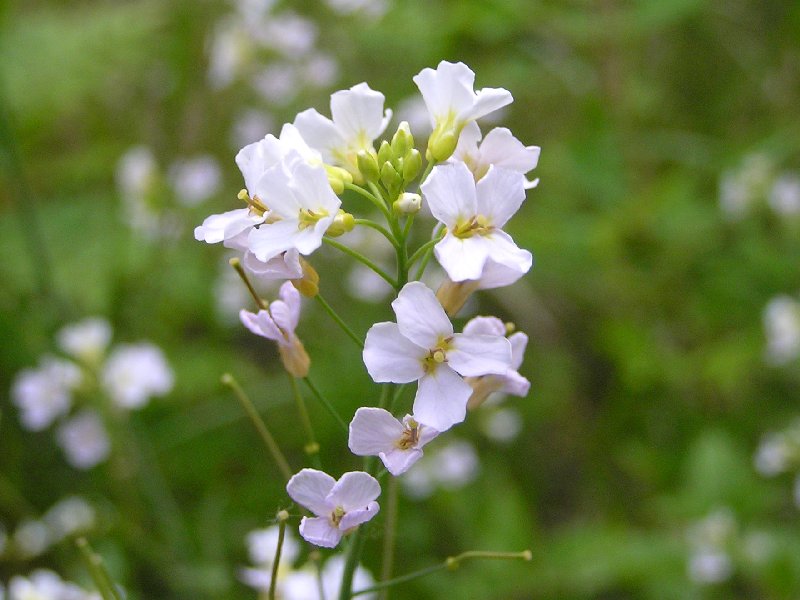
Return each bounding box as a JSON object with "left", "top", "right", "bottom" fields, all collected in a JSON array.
[
  {"left": 222, "top": 373, "right": 293, "bottom": 482},
  {"left": 338, "top": 520, "right": 371, "bottom": 600},
  {"left": 407, "top": 238, "right": 440, "bottom": 269},
  {"left": 352, "top": 550, "right": 533, "bottom": 597},
  {"left": 268, "top": 518, "right": 288, "bottom": 600},
  {"left": 75, "top": 537, "right": 124, "bottom": 600},
  {"left": 354, "top": 218, "right": 400, "bottom": 250},
  {"left": 344, "top": 182, "right": 390, "bottom": 218},
  {"left": 324, "top": 238, "right": 397, "bottom": 288},
  {"left": 379, "top": 477, "right": 399, "bottom": 600},
  {"left": 303, "top": 377, "right": 349, "bottom": 433},
  {"left": 315, "top": 293, "right": 364, "bottom": 350},
  {"left": 289, "top": 375, "right": 322, "bottom": 469}
]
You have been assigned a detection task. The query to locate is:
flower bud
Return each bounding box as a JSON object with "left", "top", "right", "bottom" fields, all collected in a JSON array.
[
  {"left": 380, "top": 162, "right": 402, "bottom": 192},
  {"left": 466, "top": 374, "right": 504, "bottom": 410},
  {"left": 428, "top": 128, "right": 458, "bottom": 162},
  {"left": 326, "top": 209, "right": 355, "bottom": 237},
  {"left": 391, "top": 121, "right": 414, "bottom": 158},
  {"left": 356, "top": 150, "right": 380, "bottom": 183},
  {"left": 402, "top": 149, "right": 422, "bottom": 183},
  {"left": 279, "top": 337, "right": 310, "bottom": 378},
  {"left": 325, "top": 165, "right": 353, "bottom": 195},
  {"left": 377, "top": 140, "right": 393, "bottom": 166},
  {"left": 292, "top": 259, "right": 320, "bottom": 298},
  {"left": 393, "top": 192, "right": 421, "bottom": 215},
  {"left": 436, "top": 278, "right": 480, "bottom": 316}
]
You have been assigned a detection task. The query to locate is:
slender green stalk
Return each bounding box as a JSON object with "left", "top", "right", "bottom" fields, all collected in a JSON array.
[
  {"left": 222, "top": 373, "right": 293, "bottom": 482},
  {"left": 229, "top": 257, "right": 268, "bottom": 310},
  {"left": 75, "top": 537, "right": 124, "bottom": 600},
  {"left": 324, "top": 238, "right": 397, "bottom": 288},
  {"left": 352, "top": 550, "right": 533, "bottom": 596},
  {"left": 338, "top": 520, "right": 371, "bottom": 600},
  {"left": 407, "top": 238, "right": 440, "bottom": 269},
  {"left": 402, "top": 213, "right": 415, "bottom": 240},
  {"left": 289, "top": 375, "right": 321, "bottom": 469},
  {"left": 303, "top": 377, "right": 348, "bottom": 433},
  {"left": 354, "top": 218, "right": 400, "bottom": 249},
  {"left": 344, "top": 182, "right": 390, "bottom": 218},
  {"left": 268, "top": 516, "right": 289, "bottom": 600},
  {"left": 379, "top": 477, "right": 399, "bottom": 600},
  {"left": 315, "top": 294, "right": 364, "bottom": 350}
]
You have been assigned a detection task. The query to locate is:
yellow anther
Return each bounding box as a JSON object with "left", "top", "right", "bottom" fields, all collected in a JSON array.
[{"left": 433, "top": 349, "right": 446, "bottom": 363}]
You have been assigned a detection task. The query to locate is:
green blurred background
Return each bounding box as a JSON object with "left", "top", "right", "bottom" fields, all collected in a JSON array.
[{"left": 2, "top": 0, "right": 800, "bottom": 598}]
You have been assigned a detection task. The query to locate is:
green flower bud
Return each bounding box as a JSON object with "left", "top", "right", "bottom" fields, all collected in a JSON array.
[
  {"left": 356, "top": 150, "right": 380, "bottom": 182},
  {"left": 380, "top": 162, "right": 402, "bottom": 192},
  {"left": 429, "top": 129, "right": 458, "bottom": 162},
  {"left": 324, "top": 165, "right": 353, "bottom": 195},
  {"left": 377, "top": 140, "right": 393, "bottom": 166},
  {"left": 326, "top": 209, "right": 355, "bottom": 237},
  {"left": 403, "top": 149, "right": 422, "bottom": 183},
  {"left": 391, "top": 121, "right": 414, "bottom": 158}
]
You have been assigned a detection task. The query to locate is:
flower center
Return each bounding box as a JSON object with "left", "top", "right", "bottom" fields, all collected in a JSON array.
[
  {"left": 330, "top": 506, "right": 346, "bottom": 527},
  {"left": 452, "top": 214, "right": 492, "bottom": 239},
  {"left": 423, "top": 336, "right": 453, "bottom": 373},
  {"left": 396, "top": 419, "right": 421, "bottom": 450},
  {"left": 298, "top": 207, "right": 330, "bottom": 230},
  {"left": 238, "top": 189, "right": 269, "bottom": 217}
]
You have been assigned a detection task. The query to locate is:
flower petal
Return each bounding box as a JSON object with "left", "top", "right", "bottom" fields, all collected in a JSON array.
[
  {"left": 363, "top": 322, "right": 427, "bottom": 383},
  {"left": 461, "top": 87, "right": 513, "bottom": 122},
  {"left": 339, "top": 501, "right": 380, "bottom": 530},
  {"left": 479, "top": 127, "right": 540, "bottom": 174},
  {"left": 240, "top": 309, "right": 282, "bottom": 342},
  {"left": 380, "top": 448, "right": 424, "bottom": 476},
  {"left": 242, "top": 250, "right": 303, "bottom": 280},
  {"left": 348, "top": 407, "right": 405, "bottom": 456},
  {"left": 413, "top": 366, "right": 472, "bottom": 432},
  {"left": 194, "top": 208, "right": 260, "bottom": 244},
  {"left": 449, "top": 333, "right": 512, "bottom": 377},
  {"left": 392, "top": 282, "right": 453, "bottom": 348},
  {"left": 475, "top": 258, "right": 530, "bottom": 290},
  {"left": 277, "top": 280, "right": 302, "bottom": 332},
  {"left": 298, "top": 516, "right": 342, "bottom": 548},
  {"left": 482, "top": 230, "right": 533, "bottom": 276},
  {"left": 286, "top": 469, "right": 336, "bottom": 516},
  {"left": 330, "top": 83, "right": 390, "bottom": 145},
  {"left": 293, "top": 108, "right": 346, "bottom": 164},
  {"left": 476, "top": 166, "right": 526, "bottom": 229},
  {"left": 462, "top": 316, "right": 506, "bottom": 337},
  {"left": 413, "top": 61, "right": 477, "bottom": 123},
  {"left": 434, "top": 234, "right": 490, "bottom": 282},
  {"left": 327, "top": 471, "right": 381, "bottom": 511},
  {"left": 508, "top": 332, "right": 528, "bottom": 370},
  {"left": 421, "top": 162, "right": 477, "bottom": 227},
  {"left": 247, "top": 220, "right": 304, "bottom": 263},
  {"left": 502, "top": 370, "right": 531, "bottom": 397}
]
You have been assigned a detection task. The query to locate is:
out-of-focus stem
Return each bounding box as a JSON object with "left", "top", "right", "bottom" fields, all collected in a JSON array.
[
  {"left": 289, "top": 374, "right": 321, "bottom": 469},
  {"left": 315, "top": 294, "right": 364, "bottom": 350}
]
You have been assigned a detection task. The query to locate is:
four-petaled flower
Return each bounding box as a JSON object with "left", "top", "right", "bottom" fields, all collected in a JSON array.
[
  {"left": 348, "top": 407, "right": 439, "bottom": 475},
  {"left": 362, "top": 282, "right": 512, "bottom": 432},
  {"left": 286, "top": 469, "right": 381, "bottom": 548}
]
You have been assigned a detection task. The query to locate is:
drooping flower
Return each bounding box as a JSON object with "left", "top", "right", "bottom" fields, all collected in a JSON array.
[
  {"left": 285, "top": 469, "right": 380, "bottom": 548},
  {"left": 421, "top": 161, "right": 532, "bottom": 284},
  {"left": 452, "top": 121, "right": 540, "bottom": 189},
  {"left": 294, "top": 82, "right": 392, "bottom": 181},
  {"left": 413, "top": 61, "right": 513, "bottom": 161},
  {"left": 101, "top": 343, "right": 174, "bottom": 409},
  {"left": 240, "top": 280, "right": 310, "bottom": 377},
  {"left": 362, "top": 282, "right": 512, "bottom": 431},
  {"left": 348, "top": 407, "right": 439, "bottom": 475}
]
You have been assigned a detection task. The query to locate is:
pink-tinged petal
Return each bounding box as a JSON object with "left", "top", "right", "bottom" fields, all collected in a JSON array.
[
  {"left": 293, "top": 108, "right": 345, "bottom": 163},
  {"left": 413, "top": 366, "right": 472, "bottom": 432},
  {"left": 476, "top": 166, "right": 526, "bottom": 228},
  {"left": 247, "top": 220, "right": 303, "bottom": 263},
  {"left": 380, "top": 448, "right": 424, "bottom": 476},
  {"left": 462, "top": 316, "right": 505, "bottom": 337},
  {"left": 449, "top": 333, "right": 512, "bottom": 377},
  {"left": 392, "top": 282, "right": 453, "bottom": 347},
  {"left": 363, "top": 322, "right": 427, "bottom": 383},
  {"left": 482, "top": 230, "right": 533, "bottom": 276},
  {"left": 278, "top": 281, "right": 302, "bottom": 331},
  {"left": 461, "top": 87, "right": 513, "bottom": 122},
  {"left": 348, "top": 407, "right": 405, "bottom": 456},
  {"left": 298, "top": 516, "right": 342, "bottom": 548},
  {"left": 508, "top": 332, "right": 528, "bottom": 370},
  {"left": 242, "top": 250, "right": 303, "bottom": 280},
  {"left": 240, "top": 309, "right": 282, "bottom": 342},
  {"left": 266, "top": 303, "right": 295, "bottom": 345},
  {"left": 479, "top": 128, "right": 540, "bottom": 174},
  {"left": 502, "top": 370, "right": 530, "bottom": 397},
  {"left": 421, "top": 162, "right": 477, "bottom": 227},
  {"left": 327, "top": 472, "right": 381, "bottom": 511},
  {"left": 434, "top": 235, "right": 490, "bottom": 282},
  {"left": 194, "top": 209, "right": 259, "bottom": 244},
  {"left": 476, "top": 258, "right": 529, "bottom": 290},
  {"left": 286, "top": 469, "right": 336, "bottom": 516},
  {"left": 339, "top": 501, "right": 380, "bottom": 530},
  {"left": 330, "top": 83, "right": 390, "bottom": 144}
]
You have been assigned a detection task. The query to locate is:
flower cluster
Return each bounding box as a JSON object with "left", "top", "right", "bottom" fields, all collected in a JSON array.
[
  {"left": 198, "top": 61, "right": 536, "bottom": 598},
  {"left": 719, "top": 152, "right": 800, "bottom": 220},
  {"left": 11, "top": 318, "right": 174, "bottom": 469},
  {"left": 0, "top": 569, "right": 102, "bottom": 600}
]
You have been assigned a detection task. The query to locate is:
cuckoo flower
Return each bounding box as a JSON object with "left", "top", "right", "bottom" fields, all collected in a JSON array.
[
  {"left": 286, "top": 469, "right": 380, "bottom": 548},
  {"left": 363, "top": 282, "right": 512, "bottom": 431},
  {"left": 348, "top": 407, "right": 439, "bottom": 475},
  {"left": 422, "top": 161, "right": 532, "bottom": 283},
  {"left": 413, "top": 61, "right": 513, "bottom": 161},
  {"left": 452, "top": 121, "right": 541, "bottom": 189},
  {"left": 294, "top": 82, "right": 392, "bottom": 181}
]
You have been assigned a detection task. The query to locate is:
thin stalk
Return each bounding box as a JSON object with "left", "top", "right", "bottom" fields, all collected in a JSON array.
[
  {"left": 352, "top": 550, "right": 533, "bottom": 597},
  {"left": 338, "top": 520, "right": 370, "bottom": 600},
  {"left": 344, "top": 182, "right": 390, "bottom": 218},
  {"left": 289, "top": 374, "right": 321, "bottom": 469},
  {"left": 315, "top": 294, "right": 364, "bottom": 350},
  {"left": 407, "top": 238, "right": 439, "bottom": 270},
  {"left": 268, "top": 517, "right": 288, "bottom": 600},
  {"left": 229, "top": 257, "right": 268, "bottom": 310},
  {"left": 324, "top": 238, "right": 397, "bottom": 288},
  {"left": 354, "top": 218, "right": 400, "bottom": 250},
  {"left": 303, "top": 377, "right": 348, "bottom": 433},
  {"left": 419, "top": 159, "right": 436, "bottom": 185},
  {"left": 75, "top": 537, "right": 124, "bottom": 600},
  {"left": 402, "top": 213, "right": 415, "bottom": 240},
  {"left": 379, "top": 477, "right": 399, "bottom": 600},
  {"left": 222, "top": 373, "right": 293, "bottom": 481}
]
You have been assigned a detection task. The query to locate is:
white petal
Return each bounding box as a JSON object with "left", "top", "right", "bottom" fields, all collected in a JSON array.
[
  {"left": 348, "top": 407, "right": 405, "bottom": 456},
  {"left": 293, "top": 108, "right": 346, "bottom": 163},
  {"left": 363, "top": 322, "right": 427, "bottom": 383},
  {"left": 392, "top": 282, "right": 453, "bottom": 348},
  {"left": 462, "top": 316, "right": 505, "bottom": 337},
  {"left": 421, "top": 162, "right": 477, "bottom": 227},
  {"left": 298, "top": 516, "right": 342, "bottom": 548},
  {"left": 330, "top": 83, "right": 389, "bottom": 145},
  {"left": 479, "top": 128, "right": 540, "bottom": 174},
  {"left": 380, "top": 448, "right": 424, "bottom": 476},
  {"left": 288, "top": 160, "right": 342, "bottom": 214},
  {"left": 240, "top": 309, "right": 282, "bottom": 342},
  {"left": 476, "top": 166, "right": 526, "bottom": 228},
  {"left": 286, "top": 469, "right": 336, "bottom": 516},
  {"left": 413, "top": 366, "right": 472, "bottom": 432},
  {"left": 413, "top": 61, "right": 476, "bottom": 122},
  {"left": 449, "top": 333, "right": 512, "bottom": 377},
  {"left": 339, "top": 501, "right": 380, "bottom": 530},
  {"left": 236, "top": 134, "right": 284, "bottom": 193},
  {"left": 476, "top": 258, "right": 529, "bottom": 290},
  {"left": 453, "top": 120, "right": 483, "bottom": 160},
  {"left": 278, "top": 280, "right": 302, "bottom": 331},
  {"left": 501, "top": 370, "right": 530, "bottom": 397},
  {"left": 327, "top": 472, "right": 381, "bottom": 511},
  {"left": 247, "top": 220, "right": 303, "bottom": 263},
  {"left": 194, "top": 208, "right": 258, "bottom": 244},
  {"left": 461, "top": 87, "right": 513, "bottom": 122},
  {"left": 242, "top": 250, "right": 303, "bottom": 280},
  {"left": 434, "top": 235, "right": 490, "bottom": 282},
  {"left": 482, "top": 230, "right": 533, "bottom": 276},
  {"left": 508, "top": 332, "right": 528, "bottom": 370}
]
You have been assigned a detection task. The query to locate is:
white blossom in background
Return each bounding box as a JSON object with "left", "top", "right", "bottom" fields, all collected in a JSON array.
[
  {"left": 395, "top": 96, "right": 433, "bottom": 140},
  {"left": 769, "top": 173, "right": 800, "bottom": 217},
  {"left": 754, "top": 431, "right": 793, "bottom": 476},
  {"left": 452, "top": 121, "right": 540, "bottom": 188},
  {"left": 401, "top": 439, "right": 480, "bottom": 500},
  {"left": 7, "top": 570, "right": 101, "bottom": 600},
  {"left": 279, "top": 556, "right": 376, "bottom": 600},
  {"left": 239, "top": 525, "right": 300, "bottom": 593},
  {"left": 481, "top": 407, "right": 524, "bottom": 443},
  {"left": 686, "top": 508, "right": 736, "bottom": 585},
  {"left": 12, "top": 358, "right": 82, "bottom": 431},
  {"left": 43, "top": 496, "right": 96, "bottom": 543},
  {"left": 57, "top": 318, "right": 112, "bottom": 365},
  {"left": 346, "top": 264, "right": 393, "bottom": 303},
  {"left": 102, "top": 343, "right": 174, "bottom": 409},
  {"left": 718, "top": 153, "right": 773, "bottom": 220},
  {"left": 56, "top": 410, "right": 111, "bottom": 470},
  {"left": 301, "top": 53, "right": 340, "bottom": 89},
  {"left": 363, "top": 282, "right": 512, "bottom": 432},
  {"left": 257, "top": 12, "right": 317, "bottom": 57},
  {"left": 763, "top": 295, "right": 800, "bottom": 365},
  {"left": 116, "top": 146, "right": 157, "bottom": 204},
  {"left": 325, "top": 0, "right": 389, "bottom": 20},
  {"left": 231, "top": 110, "right": 276, "bottom": 149},
  {"left": 253, "top": 63, "right": 300, "bottom": 105},
  {"left": 169, "top": 156, "right": 222, "bottom": 206},
  {"left": 12, "top": 520, "right": 50, "bottom": 559},
  {"left": 286, "top": 469, "right": 380, "bottom": 548}
]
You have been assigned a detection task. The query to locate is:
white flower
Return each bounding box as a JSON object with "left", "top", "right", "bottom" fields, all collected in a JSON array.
[
  {"left": 169, "top": 155, "right": 222, "bottom": 206},
  {"left": 281, "top": 556, "right": 376, "bottom": 600},
  {"left": 413, "top": 61, "right": 513, "bottom": 160},
  {"left": 348, "top": 407, "right": 439, "bottom": 475},
  {"left": 401, "top": 439, "right": 480, "bottom": 500},
  {"left": 56, "top": 318, "right": 112, "bottom": 365},
  {"left": 293, "top": 82, "right": 392, "bottom": 178},
  {"left": 239, "top": 526, "right": 300, "bottom": 593},
  {"left": 286, "top": 469, "right": 380, "bottom": 548},
  {"left": 362, "top": 281, "right": 512, "bottom": 431},
  {"left": 452, "top": 121, "right": 540, "bottom": 189},
  {"left": 754, "top": 432, "right": 791, "bottom": 476},
  {"left": 12, "top": 358, "right": 82, "bottom": 431},
  {"left": 422, "top": 162, "right": 532, "bottom": 283},
  {"left": 12, "top": 520, "right": 50, "bottom": 559},
  {"left": 56, "top": 410, "right": 111, "bottom": 470},
  {"left": 688, "top": 550, "right": 732, "bottom": 584},
  {"left": 481, "top": 407, "right": 524, "bottom": 443},
  {"left": 763, "top": 295, "right": 800, "bottom": 365},
  {"left": 257, "top": 12, "right": 317, "bottom": 57},
  {"left": 769, "top": 173, "right": 800, "bottom": 216},
  {"left": 43, "top": 496, "right": 95, "bottom": 543},
  {"left": 102, "top": 343, "right": 174, "bottom": 409},
  {"left": 8, "top": 569, "right": 100, "bottom": 600}
]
